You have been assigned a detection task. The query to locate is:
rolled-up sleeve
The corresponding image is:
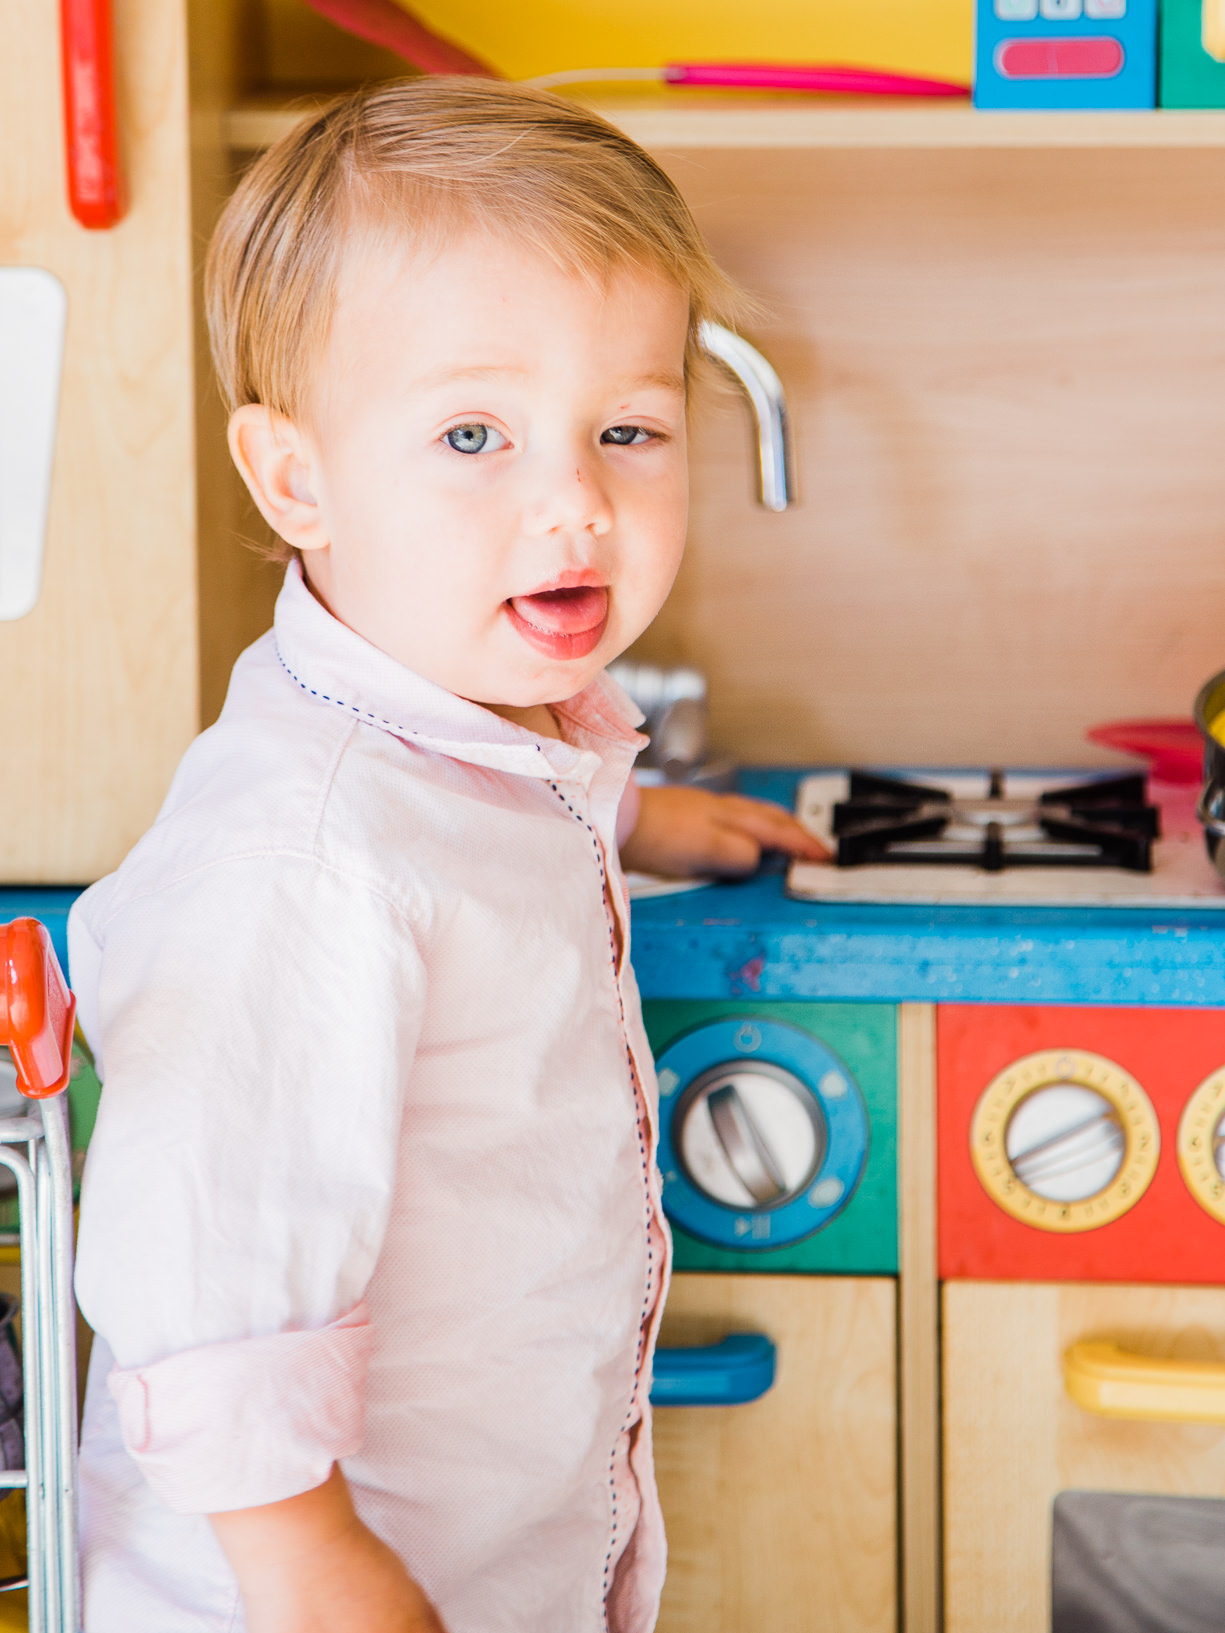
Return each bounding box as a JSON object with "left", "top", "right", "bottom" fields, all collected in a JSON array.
[{"left": 72, "top": 853, "right": 426, "bottom": 1514}]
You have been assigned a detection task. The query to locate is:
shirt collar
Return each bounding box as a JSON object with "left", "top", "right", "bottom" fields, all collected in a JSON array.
[{"left": 272, "top": 561, "right": 646, "bottom": 787}]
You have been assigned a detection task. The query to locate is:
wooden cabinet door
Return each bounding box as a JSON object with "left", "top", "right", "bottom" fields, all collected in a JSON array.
[
  {"left": 0, "top": 2, "right": 198, "bottom": 881},
  {"left": 944, "top": 1281, "right": 1225, "bottom": 1633},
  {"left": 654, "top": 1273, "right": 897, "bottom": 1633}
]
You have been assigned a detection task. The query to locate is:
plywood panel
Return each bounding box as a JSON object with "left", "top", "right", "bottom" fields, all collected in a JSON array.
[
  {"left": 943, "top": 1281, "right": 1225, "bottom": 1633},
  {"left": 0, "top": 1, "right": 198, "bottom": 881},
  {"left": 632, "top": 145, "right": 1225, "bottom": 769},
  {"left": 654, "top": 1273, "right": 896, "bottom": 1633},
  {"left": 258, "top": 0, "right": 410, "bottom": 89},
  {"left": 898, "top": 1005, "right": 941, "bottom": 1633},
  {"left": 226, "top": 100, "right": 1225, "bottom": 156},
  {"left": 188, "top": 0, "right": 290, "bottom": 727}
]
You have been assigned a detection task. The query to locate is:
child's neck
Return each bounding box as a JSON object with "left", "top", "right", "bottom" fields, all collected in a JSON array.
[{"left": 486, "top": 701, "right": 562, "bottom": 741}]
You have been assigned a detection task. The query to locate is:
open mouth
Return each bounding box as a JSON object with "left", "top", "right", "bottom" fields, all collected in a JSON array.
[{"left": 506, "top": 584, "right": 610, "bottom": 661}]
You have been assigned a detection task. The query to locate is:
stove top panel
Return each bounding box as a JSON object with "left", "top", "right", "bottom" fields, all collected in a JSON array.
[{"left": 788, "top": 770, "right": 1225, "bottom": 908}]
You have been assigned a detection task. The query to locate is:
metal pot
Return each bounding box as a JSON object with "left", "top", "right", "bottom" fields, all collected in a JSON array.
[{"left": 1193, "top": 667, "right": 1225, "bottom": 876}]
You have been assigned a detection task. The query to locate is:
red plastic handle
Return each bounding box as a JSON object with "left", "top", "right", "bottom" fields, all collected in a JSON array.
[
  {"left": 0, "top": 921, "right": 76, "bottom": 1101},
  {"left": 299, "top": 0, "right": 495, "bottom": 76},
  {"left": 60, "top": 0, "right": 124, "bottom": 230}
]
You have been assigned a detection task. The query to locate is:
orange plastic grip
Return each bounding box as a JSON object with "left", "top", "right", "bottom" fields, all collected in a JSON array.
[
  {"left": 0, "top": 920, "right": 75, "bottom": 1100},
  {"left": 60, "top": 0, "right": 125, "bottom": 230}
]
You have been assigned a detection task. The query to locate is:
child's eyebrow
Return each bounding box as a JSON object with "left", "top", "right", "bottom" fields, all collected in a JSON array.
[
  {"left": 628, "top": 370, "right": 686, "bottom": 395},
  {"left": 413, "top": 363, "right": 686, "bottom": 396}
]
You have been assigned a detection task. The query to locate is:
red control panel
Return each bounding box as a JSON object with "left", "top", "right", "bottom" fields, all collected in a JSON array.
[{"left": 939, "top": 1005, "right": 1225, "bottom": 1283}]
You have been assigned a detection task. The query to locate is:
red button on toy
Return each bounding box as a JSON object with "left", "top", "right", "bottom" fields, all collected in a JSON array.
[{"left": 997, "top": 36, "right": 1125, "bottom": 78}]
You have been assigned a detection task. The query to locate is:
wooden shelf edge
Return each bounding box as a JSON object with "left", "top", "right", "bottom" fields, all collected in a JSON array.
[{"left": 225, "top": 97, "right": 1225, "bottom": 154}]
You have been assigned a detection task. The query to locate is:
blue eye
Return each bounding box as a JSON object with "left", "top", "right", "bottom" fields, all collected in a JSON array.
[
  {"left": 602, "top": 425, "right": 650, "bottom": 446},
  {"left": 445, "top": 423, "right": 506, "bottom": 455}
]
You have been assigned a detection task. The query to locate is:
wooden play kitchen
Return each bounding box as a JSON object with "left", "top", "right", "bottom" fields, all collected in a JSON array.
[{"left": 10, "top": 2, "right": 1225, "bottom": 1629}]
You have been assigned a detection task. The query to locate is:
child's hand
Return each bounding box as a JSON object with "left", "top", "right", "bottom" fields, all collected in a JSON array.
[
  {"left": 619, "top": 784, "right": 831, "bottom": 879},
  {"left": 211, "top": 1466, "right": 447, "bottom": 1633}
]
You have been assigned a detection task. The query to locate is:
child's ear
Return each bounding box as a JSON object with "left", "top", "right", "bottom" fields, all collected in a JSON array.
[{"left": 228, "top": 405, "right": 329, "bottom": 556}]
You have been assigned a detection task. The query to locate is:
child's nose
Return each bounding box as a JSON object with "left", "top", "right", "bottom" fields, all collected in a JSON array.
[{"left": 522, "top": 446, "right": 613, "bottom": 539}]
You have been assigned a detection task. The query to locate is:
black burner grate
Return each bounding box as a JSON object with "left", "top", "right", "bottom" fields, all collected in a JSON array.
[{"left": 832, "top": 771, "right": 1159, "bottom": 872}]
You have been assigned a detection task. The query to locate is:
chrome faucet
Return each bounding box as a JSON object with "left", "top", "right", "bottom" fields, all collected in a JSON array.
[{"left": 698, "top": 321, "right": 794, "bottom": 513}]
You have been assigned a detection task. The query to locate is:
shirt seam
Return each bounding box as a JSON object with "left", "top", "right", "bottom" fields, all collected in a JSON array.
[
  {"left": 546, "top": 778, "right": 656, "bottom": 1633},
  {"left": 308, "top": 713, "right": 361, "bottom": 854}
]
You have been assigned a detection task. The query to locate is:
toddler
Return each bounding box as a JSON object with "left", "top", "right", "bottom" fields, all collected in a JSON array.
[{"left": 69, "top": 79, "right": 824, "bottom": 1633}]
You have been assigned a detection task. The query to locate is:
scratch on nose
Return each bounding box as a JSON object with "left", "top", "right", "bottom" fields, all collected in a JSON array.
[{"left": 575, "top": 467, "right": 583, "bottom": 483}]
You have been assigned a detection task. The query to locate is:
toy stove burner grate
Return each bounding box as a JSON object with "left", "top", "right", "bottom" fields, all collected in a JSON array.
[{"left": 832, "top": 770, "right": 1160, "bottom": 873}]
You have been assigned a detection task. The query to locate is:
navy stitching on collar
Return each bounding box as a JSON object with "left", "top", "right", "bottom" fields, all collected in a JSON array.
[
  {"left": 276, "top": 644, "right": 424, "bottom": 737},
  {"left": 275, "top": 642, "right": 550, "bottom": 763}
]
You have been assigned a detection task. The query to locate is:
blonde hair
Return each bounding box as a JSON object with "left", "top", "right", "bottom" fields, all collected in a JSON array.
[{"left": 206, "top": 77, "right": 750, "bottom": 428}]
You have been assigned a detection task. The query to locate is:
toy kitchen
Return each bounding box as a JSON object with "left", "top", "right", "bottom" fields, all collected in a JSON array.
[
  {"left": 623, "top": 228, "right": 1225, "bottom": 1632},
  {"left": 12, "top": 4, "right": 1225, "bottom": 1633}
]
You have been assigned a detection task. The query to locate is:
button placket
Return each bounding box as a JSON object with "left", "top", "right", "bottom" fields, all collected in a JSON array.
[{"left": 547, "top": 778, "right": 661, "bottom": 1631}]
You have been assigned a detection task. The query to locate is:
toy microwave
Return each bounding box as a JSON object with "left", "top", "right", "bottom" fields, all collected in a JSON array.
[{"left": 974, "top": 0, "right": 1158, "bottom": 109}]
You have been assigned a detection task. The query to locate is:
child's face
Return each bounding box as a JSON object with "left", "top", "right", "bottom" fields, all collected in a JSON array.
[{"left": 236, "top": 231, "right": 691, "bottom": 711}]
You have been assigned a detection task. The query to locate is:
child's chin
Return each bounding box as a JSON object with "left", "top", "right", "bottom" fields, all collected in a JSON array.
[{"left": 496, "top": 663, "right": 608, "bottom": 709}]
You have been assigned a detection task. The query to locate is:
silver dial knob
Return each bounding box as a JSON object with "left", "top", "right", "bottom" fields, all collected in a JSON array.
[
  {"left": 675, "top": 1061, "right": 826, "bottom": 1211},
  {"left": 1212, "top": 1112, "right": 1225, "bottom": 1183},
  {"left": 1005, "top": 1084, "right": 1126, "bottom": 1203}
]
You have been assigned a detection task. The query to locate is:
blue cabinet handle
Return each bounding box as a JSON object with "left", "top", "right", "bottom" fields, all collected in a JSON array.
[{"left": 649, "top": 1333, "right": 776, "bottom": 1407}]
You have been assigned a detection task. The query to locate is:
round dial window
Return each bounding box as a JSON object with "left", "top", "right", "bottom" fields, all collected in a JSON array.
[
  {"left": 654, "top": 1017, "right": 870, "bottom": 1251},
  {"left": 1178, "top": 1068, "right": 1225, "bottom": 1226},
  {"left": 971, "top": 1049, "right": 1159, "bottom": 1232},
  {"left": 676, "top": 1061, "right": 826, "bottom": 1211},
  {"left": 1004, "top": 1084, "right": 1126, "bottom": 1203}
]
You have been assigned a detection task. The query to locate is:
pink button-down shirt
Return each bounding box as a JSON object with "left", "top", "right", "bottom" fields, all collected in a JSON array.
[{"left": 69, "top": 563, "right": 670, "bottom": 1633}]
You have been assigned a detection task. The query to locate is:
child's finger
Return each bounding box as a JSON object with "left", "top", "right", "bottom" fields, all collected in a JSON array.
[
  {"left": 701, "top": 824, "right": 764, "bottom": 876},
  {"left": 717, "top": 797, "right": 831, "bottom": 860}
]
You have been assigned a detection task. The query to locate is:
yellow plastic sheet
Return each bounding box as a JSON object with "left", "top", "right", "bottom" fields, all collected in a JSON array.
[
  {"left": 0, "top": 1493, "right": 26, "bottom": 1630},
  {"left": 398, "top": 0, "right": 974, "bottom": 85}
]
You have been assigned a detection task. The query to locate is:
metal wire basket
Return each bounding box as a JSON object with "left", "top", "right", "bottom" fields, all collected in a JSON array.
[{"left": 0, "top": 920, "right": 80, "bottom": 1632}]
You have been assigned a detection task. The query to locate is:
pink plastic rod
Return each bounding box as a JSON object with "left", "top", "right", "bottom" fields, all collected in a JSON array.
[{"left": 665, "top": 62, "right": 970, "bottom": 97}]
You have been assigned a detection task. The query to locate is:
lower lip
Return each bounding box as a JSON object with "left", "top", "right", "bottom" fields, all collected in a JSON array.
[{"left": 505, "top": 590, "right": 609, "bottom": 661}]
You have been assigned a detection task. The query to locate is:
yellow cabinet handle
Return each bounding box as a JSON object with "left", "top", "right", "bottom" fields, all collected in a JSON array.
[
  {"left": 1065, "top": 1341, "right": 1225, "bottom": 1423},
  {"left": 1204, "top": 0, "right": 1225, "bottom": 64}
]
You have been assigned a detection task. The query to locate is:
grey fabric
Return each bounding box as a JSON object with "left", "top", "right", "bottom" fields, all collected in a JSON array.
[
  {"left": 1053, "top": 1491, "right": 1225, "bottom": 1633},
  {"left": 0, "top": 1292, "right": 22, "bottom": 1473}
]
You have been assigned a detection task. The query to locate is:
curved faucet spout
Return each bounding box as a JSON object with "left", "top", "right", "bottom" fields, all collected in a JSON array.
[{"left": 699, "top": 321, "right": 794, "bottom": 512}]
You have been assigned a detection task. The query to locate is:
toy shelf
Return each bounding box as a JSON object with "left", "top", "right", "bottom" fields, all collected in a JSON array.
[{"left": 224, "top": 95, "right": 1225, "bottom": 153}]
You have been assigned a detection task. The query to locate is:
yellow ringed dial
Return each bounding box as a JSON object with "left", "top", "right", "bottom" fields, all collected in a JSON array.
[
  {"left": 1178, "top": 1068, "right": 1225, "bottom": 1226},
  {"left": 970, "top": 1049, "right": 1160, "bottom": 1233}
]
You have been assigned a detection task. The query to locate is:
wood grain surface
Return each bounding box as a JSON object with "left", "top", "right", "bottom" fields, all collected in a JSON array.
[
  {"left": 654, "top": 1272, "right": 897, "bottom": 1633},
  {"left": 944, "top": 1281, "right": 1225, "bottom": 1633},
  {"left": 226, "top": 99, "right": 1225, "bottom": 156},
  {"left": 0, "top": 0, "right": 198, "bottom": 882},
  {"left": 632, "top": 143, "right": 1225, "bottom": 770},
  {"left": 188, "top": 0, "right": 288, "bottom": 728},
  {"left": 899, "top": 1005, "right": 941, "bottom": 1633}
]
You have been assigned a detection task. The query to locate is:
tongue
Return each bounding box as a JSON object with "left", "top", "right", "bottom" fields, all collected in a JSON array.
[{"left": 510, "top": 585, "right": 608, "bottom": 635}]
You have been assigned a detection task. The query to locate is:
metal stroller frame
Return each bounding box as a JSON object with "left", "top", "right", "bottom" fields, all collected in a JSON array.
[{"left": 0, "top": 919, "right": 80, "bottom": 1632}]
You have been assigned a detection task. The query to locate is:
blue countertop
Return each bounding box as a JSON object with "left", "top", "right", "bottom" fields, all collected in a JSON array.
[
  {"left": 630, "top": 771, "right": 1225, "bottom": 1008},
  {"left": 0, "top": 888, "right": 80, "bottom": 979},
  {"left": 7, "top": 771, "right": 1225, "bottom": 1009}
]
